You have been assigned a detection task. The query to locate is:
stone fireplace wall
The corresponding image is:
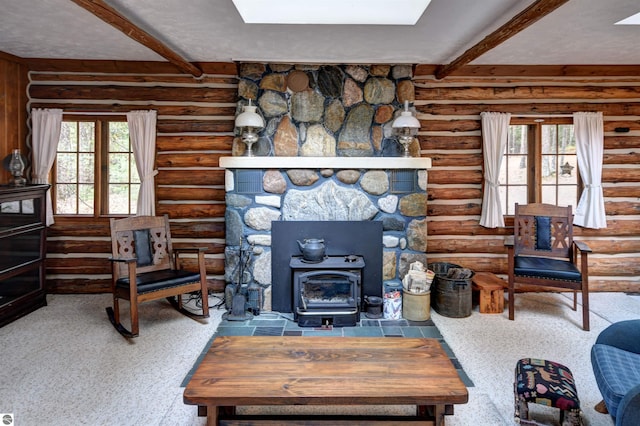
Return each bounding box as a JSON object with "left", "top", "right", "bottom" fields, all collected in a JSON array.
[
  {"left": 224, "top": 63, "right": 428, "bottom": 312},
  {"left": 224, "top": 165, "right": 428, "bottom": 311},
  {"left": 233, "top": 63, "right": 420, "bottom": 157}
]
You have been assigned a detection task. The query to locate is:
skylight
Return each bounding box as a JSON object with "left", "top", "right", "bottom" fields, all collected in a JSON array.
[
  {"left": 615, "top": 11, "right": 640, "bottom": 25},
  {"left": 231, "top": 0, "right": 432, "bottom": 25}
]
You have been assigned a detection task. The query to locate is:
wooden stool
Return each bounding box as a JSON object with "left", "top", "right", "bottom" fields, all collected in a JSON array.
[{"left": 472, "top": 272, "right": 506, "bottom": 314}]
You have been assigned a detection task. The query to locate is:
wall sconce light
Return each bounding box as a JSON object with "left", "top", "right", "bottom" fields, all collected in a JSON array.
[
  {"left": 392, "top": 100, "right": 420, "bottom": 157},
  {"left": 235, "top": 99, "right": 264, "bottom": 157},
  {"left": 8, "top": 149, "right": 27, "bottom": 186}
]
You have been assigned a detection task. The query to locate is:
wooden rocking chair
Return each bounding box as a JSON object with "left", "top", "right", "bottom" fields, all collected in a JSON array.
[
  {"left": 505, "top": 203, "right": 591, "bottom": 331},
  {"left": 107, "top": 214, "right": 209, "bottom": 337}
]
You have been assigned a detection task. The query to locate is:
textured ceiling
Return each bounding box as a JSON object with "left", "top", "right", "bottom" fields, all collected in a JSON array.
[{"left": 1, "top": 0, "right": 639, "bottom": 66}]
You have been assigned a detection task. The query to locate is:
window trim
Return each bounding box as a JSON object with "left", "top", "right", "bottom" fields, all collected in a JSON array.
[
  {"left": 52, "top": 114, "right": 137, "bottom": 218},
  {"left": 501, "top": 117, "right": 582, "bottom": 216}
]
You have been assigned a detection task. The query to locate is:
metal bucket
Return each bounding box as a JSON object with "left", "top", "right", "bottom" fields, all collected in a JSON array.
[{"left": 428, "top": 262, "right": 473, "bottom": 318}]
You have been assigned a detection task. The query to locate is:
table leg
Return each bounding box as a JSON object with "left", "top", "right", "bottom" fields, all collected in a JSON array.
[
  {"left": 417, "top": 404, "right": 447, "bottom": 425},
  {"left": 204, "top": 406, "right": 236, "bottom": 425},
  {"left": 433, "top": 404, "right": 445, "bottom": 426},
  {"left": 206, "top": 405, "right": 218, "bottom": 426}
]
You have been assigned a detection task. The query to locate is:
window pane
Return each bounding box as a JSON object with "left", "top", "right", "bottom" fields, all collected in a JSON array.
[
  {"left": 56, "top": 184, "right": 77, "bottom": 214},
  {"left": 78, "top": 184, "right": 94, "bottom": 214},
  {"left": 508, "top": 125, "right": 527, "bottom": 154},
  {"left": 58, "top": 122, "right": 78, "bottom": 152},
  {"left": 503, "top": 125, "right": 530, "bottom": 215},
  {"left": 499, "top": 186, "right": 507, "bottom": 216},
  {"left": 130, "top": 183, "right": 140, "bottom": 215},
  {"left": 109, "top": 153, "right": 130, "bottom": 183},
  {"left": 558, "top": 186, "right": 578, "bottom": 208},
  {"left": 506, "top": 186, "right": 528, "bottom": 215},
  {"left": 558, "top": 125, "right": 575, "bottom": 154},
  {"left": 79, "top": 122, "right": 95, "bottom": 152},
  {"left": 78, "top": 153, "right": 94, "bottom": 183},
  {"left": 109, "top": 184, "right": 130, "bottom": 214},
  {"left": 109, "top": 122, "right": 130, "bottom": 152},
  {"left": 57, "top": 153, "right": 77, "bottom": 182},
  {"left": 541, "top": 125, "right": 557, "bottom": 154},
  {"left": 508, "top": 155, "right": 527, "bottom": 184},
  {"left": 559, "top": 155, "right": 578, "bottom": 184},
  {"left": 107, "top": 122, "right": 137, "bottom": 215},
  {"left": 542, "top": 155, "right": 557, "bottom": 184},
  {"left": 542, "top": 186, "right": 557, "bottom": 205}
]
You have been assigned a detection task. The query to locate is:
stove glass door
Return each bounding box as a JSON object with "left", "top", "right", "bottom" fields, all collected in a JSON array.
[{"left": 298, "top": 271, "right": 358, "bottom": 310}]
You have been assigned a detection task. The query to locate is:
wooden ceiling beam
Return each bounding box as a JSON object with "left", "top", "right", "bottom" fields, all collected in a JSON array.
[
  {"left": 70, "top": 0, "right": 203, "bottom": 77},
  {"left": 434, "top": 0, "right": 570, "bottom": 80}
]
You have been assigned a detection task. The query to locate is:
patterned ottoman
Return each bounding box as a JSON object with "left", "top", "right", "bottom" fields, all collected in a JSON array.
[{"left": 514, "top": 358, "right": 582, "bottom": 425}]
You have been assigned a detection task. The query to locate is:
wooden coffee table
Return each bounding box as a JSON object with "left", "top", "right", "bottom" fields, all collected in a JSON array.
[{"left": 183, "top": 336, "right": 468, "bottom": 425}]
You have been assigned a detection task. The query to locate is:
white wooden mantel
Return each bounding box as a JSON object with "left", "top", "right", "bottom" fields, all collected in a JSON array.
[{"left": 219, "top": 156, "right": 432, "bottom": 169}]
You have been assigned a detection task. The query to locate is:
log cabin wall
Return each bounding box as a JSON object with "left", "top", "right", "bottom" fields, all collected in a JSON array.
[
  {"left": 0, "top": 55, "right": 29, "bottom": 184},
  {"left": 20, "top": 61, "right": 640, "bottom": 294},
  {"left": 414, "top": 67, "right": 640, "bottom": 292},
  {"left": 26, "top": 62, "right": 237, "bottom": 293}
]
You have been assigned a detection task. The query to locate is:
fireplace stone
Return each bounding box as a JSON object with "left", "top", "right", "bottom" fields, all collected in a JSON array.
[{"left": 222, "top": 156, "right": 430, "bottom": 315}]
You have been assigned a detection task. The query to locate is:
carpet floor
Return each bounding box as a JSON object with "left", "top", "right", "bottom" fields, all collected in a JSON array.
[{"left": 0, "top": 291, "right": 638, "bottom": 425}]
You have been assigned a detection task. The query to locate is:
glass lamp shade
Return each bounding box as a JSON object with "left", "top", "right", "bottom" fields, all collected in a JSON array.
[
  {"left": 235, "top": 100, "right": 264, "bottom": 156},
  {"left": 392, "top": 100, "right": 420, "bottom": 131},
  {"left": 392, "top": 101, "right": 420, "bottom": 157},
  {"left": 235, "top": 100, "right": 264, "bottom": 129},
  {"left": 8, "top": 149, "right": 27, "bottom": 186}
]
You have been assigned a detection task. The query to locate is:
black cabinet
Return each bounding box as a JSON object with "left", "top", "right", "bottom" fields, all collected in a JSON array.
[{"left": 0, "top": 184, "right": 49, "bottom": 327}]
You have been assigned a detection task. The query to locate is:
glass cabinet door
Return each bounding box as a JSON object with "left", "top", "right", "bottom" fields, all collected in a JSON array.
[{"left": 0, "top": 185, "right": 49, "bottom": 326}]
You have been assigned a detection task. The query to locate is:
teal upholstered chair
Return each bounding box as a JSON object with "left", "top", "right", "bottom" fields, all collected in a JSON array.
[{"left": 591, "top": 320, "right": 640, "bottom": 425}]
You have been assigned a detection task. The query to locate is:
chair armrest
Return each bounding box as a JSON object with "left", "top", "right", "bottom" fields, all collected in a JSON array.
[
  {"left": 616, "top": 383, "right": 640, "bottom": 426},
  {"left": 596, "top": 320, "right": 640, "bottom": 354},
  {"left": 574, "top": 240, "right": 592, "bottom": 253},
  {"left": 174, "top": 247, "right": 207, "bottom": 271},
  {"left": 109, "top": 256, "right": 137, "bottom": 264},
  {"left": 504, "top": 236, "right": 514, "bottom": 247}
]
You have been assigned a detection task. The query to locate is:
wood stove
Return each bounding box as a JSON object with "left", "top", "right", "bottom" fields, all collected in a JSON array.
[
  {"left": 271, "top": 221, "right": 383, "bottom": 316},
  {"left": 291, "top": 255, "right": 364, "bottom": 327}
]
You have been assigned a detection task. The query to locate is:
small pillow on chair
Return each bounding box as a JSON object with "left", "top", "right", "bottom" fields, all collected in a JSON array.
[
  {"left": 134, "top": 229, "right": 154, "bottom": 266},
  {"left": 535, "top": 216, "right": 552, "bottom": 251}
]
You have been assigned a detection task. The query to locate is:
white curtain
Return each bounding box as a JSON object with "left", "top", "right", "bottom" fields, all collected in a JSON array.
[
  {"left": 31, "top": 108, "right": 63, "bottom": 226},
  {"left": 573, "top": 112, "right": 606, "bottom": 228},
  {"left": 479, "top": 112, "right": 511, "bottom": 228},
  {"left": 127, "top": 110, "right": 158, "bottom": 216}
]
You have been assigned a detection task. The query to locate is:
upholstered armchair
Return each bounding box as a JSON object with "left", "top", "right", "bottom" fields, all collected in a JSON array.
[{"left": 591, "top": 319, "right": 640, "bottom": 425}]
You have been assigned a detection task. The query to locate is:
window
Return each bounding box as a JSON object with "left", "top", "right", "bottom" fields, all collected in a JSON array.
[
  {"left": 54, "top": 118, "right": 139, "bottom": 216},
  {"left": 499, "top": 120, "right": 580, "bottom": 215}
]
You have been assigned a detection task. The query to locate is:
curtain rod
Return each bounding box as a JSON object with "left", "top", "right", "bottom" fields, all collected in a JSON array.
[
  {"left": 510, "top": 114, "right": 573, "bottom": 118},
  {"left": 62, "top": 111, "right": 127, "bottom": 116}
]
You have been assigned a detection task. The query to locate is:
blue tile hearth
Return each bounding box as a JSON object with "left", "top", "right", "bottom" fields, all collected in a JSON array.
[{"left": 214, "top": 312, "right": 473, "bottom": 387}]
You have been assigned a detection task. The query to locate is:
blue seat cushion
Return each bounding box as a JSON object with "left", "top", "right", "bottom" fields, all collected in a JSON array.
[
  {"left": 591, "top": 344, "right": 640, "bottom": 418},
  {"left": 514, "top": 256, "right": 582, "bottom": 282},
  {"left": 116, "top": 269, "right": 201, "bottom": 294}
]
